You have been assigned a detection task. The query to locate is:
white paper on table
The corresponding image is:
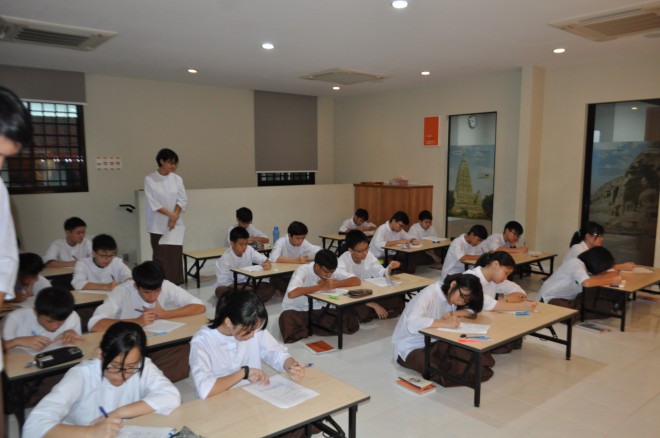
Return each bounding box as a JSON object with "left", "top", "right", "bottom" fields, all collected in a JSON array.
[
  {"left": 630, "top": 267, "right": 654, "bottom": 274},
  {"left": 242, "top": 375, "right": 319, "bottom": 409},
  {"left": 75, "top": 289, "right": 110, "bottom": 295},
  {"left": 422, "top": 236, "right": 447, "bottom": 243},
  {"left": 318, "top": 288, "right": 348, "bottom": 296},
  {"left": 143, "top": 320, "right": 186, "bottom": 334},
  {"left": 21, "top": 339, "right": 67, "bottom": 356},
  {"left": 437, "top": 322, "right": 490, "bottom": 334},
  {"left": 117, "top": 426, "right": 175, "bottom": 438},
  {"left": 365, "top": 277, "right": 401, "bottom": 287},
  {"left": 158, "top": 224, "right": 185, "bottom": 246},
  {"left": 241, "top": 265, "right": 264, "bottom": 272}
]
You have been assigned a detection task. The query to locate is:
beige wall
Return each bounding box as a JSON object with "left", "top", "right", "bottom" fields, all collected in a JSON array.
[{"left": 11, "top": 75, "right": 335, "bottom": 261}]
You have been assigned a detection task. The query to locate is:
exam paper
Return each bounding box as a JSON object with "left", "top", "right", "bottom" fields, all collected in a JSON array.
[
  {"left": 159, "top": 224, "right": 185, "bottom": 246},
  {"left": 630, "top": 267, "right": 654, "bottom": 274},
  {"left": 318, "top": 288, "right": 348, "bottom": 296},
  {"left": 143, "top": 320, "right": 186, "bottom": 334},
  {"left": 242, "top": 375, "right": 319, "bottom": 409},
  {"left": 117, "top": 426, "right": 175, "bottom": 438},
  {"left": 365, "top": 277, "right": 401, "bottom": 287},
  {"left": 437, "top": 322, "right": 490, "bottom": 334},
  {"left": 241, "top": 265, "right": 264, "bottom": 272}
]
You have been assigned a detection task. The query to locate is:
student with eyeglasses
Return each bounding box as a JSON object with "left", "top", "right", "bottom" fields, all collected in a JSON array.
[
  {"left": 564, "top": 221, "right": 634, "bottom": 271},
  {"left": 23, "top": 321, "right": 180, "bottom": 438},
  {"left": 71, "top": 234, "right": 132, "bottom": 291}
]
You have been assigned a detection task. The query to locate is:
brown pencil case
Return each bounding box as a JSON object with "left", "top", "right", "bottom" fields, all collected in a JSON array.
[{"left": 347, "top": 289, "right": 373, "bottom": 298}]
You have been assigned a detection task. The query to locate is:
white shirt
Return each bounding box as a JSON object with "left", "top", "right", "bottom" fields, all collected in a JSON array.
[
  {"left": 483, "top": 233, "right": 512, "bottom": 252},
  {"left": 407, "top": 223, "right": 439, "bottom": 241},
  {"left": 144, "top": 171, "right": 187, "bottom": 235},
  {"left": 189, "top": 326, "right": 292, "bottom": 399},
  {"left": 369, "top": 222, "right": 414, "bottom": 259},
  {"left": 268, "top": 236, "right": 321, "bottom": 262},
  {"left": 339, "top": 218, "right": 376, "bottom": 233},
  {"left": 214, "top": 246, "right": 267, "bottom": 287},
  {"left": 223, "top": 224, "right": 268, "bottom": 247},
  {"left": 464, "top": 266, "right": 525, "bottom": 311},
  {"left": 23, "top": 358, "right": 180, "bottom": 438},
  {"left": 12, "top": 275, "right": 52, "bottom": 308},
  {"left": 0, "top": 180, "right": 18, "bottom": 372},
  {"left": 282, "top": 263, "right": 357, "bottom": 312},
  {"left": 392, "top": 281, "right": 454, "bottom": 361},
  {"left": 337, "top": 251, "right": 386, "bottom": 279},
  {"left": 71, "top": 257, "right": 132, "bottom": 290},
  {"left": 563, "top": 241, "right": 589, "bottom": 265},
  {"left": 440, "top": 234, "right": 484, "bottom": 280},
  {"left": 88, "top": 280, "right": 204, "bottom": 330},
  {"left": 2, "top": 307, "right": 81, "bottom": 351},
  {"left": 42, "top": 238, "right": 92, "bottom": 263},
  {"left": 538, "top": 258, "right": 590, "bottom": 302}
]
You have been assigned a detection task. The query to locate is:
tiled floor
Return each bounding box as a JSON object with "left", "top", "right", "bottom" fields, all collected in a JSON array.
[{"left": 8, "top": 265, "right": 660, "bottom": 437}]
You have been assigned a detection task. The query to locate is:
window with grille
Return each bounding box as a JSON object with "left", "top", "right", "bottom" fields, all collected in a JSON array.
[
  {"left": 1, "top": 101, "right": 88, "bottom": 194},
  {"left": 257, "top": 171, "right": 315, "bottom": 187}
]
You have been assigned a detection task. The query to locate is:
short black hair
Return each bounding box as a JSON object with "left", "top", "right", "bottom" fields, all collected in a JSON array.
[
  {"left": 354, "top": 208, "right": 369, "bottom": 221},
  {"left": 92, "top": 234, "right": 118, "bottom": 252},
  {"left": 476, "top": 251, "right": 515, "bottom": 269},
  {"left": 504, "top": 221, "right": 523, "bottom": 235},
  {"left": 132, "top": 261, "right": 165, "bottom": 290},
  {"left": 208, "top": 290, "right": 268, "bottom": 333},
  {"left": 100, "top": 322, "right": 147, "bottom": 379},
  {"left": 287, "top": 221, "right": 308, "bottom": 236},
  {"left": 578, "top": 246, "right": 614, "bottom": 275},
  {"left": 345, "top": 230, "right": 368, "bottom": 250},
  {"left": 418, "top": 210, "right": 433, "bottom": 221},
  {"left": 64, "top": 217, "right": 86, "bottom": 231},
  {"left": 467, "top": 225, "right": 488, "bottom": 240},
  {"left": 0, "top": 86, "right": 33, "bottom": 148},
  {"left": 314, "top": 249, "right": 338, "bottom": 269},
  {"left": 19, "top": 252, "right": 44, "bottom": 276},
  {"left": 390, "top": 211, "right": 410, "bottom": 225},
  {"left": 35, "top": 287, "right": 74, "bottom": 321},
  {"left": 156, "top": 148, "right": 179, "bottom": 166},
  {"left": 230, "top": 226, "right": 250, "bottom": 242},
  {"left": 441, "top": 273, "right": 484, "bottom": 314},
  {"left": 236, "top": 207, "right": 253, "bottom": 224}
]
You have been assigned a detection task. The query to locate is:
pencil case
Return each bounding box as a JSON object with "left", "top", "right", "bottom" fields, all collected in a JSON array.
[
  {"left": 35, "top": 346, "right": 83, "bottom": 368},
  {"left": 347, "top": 289, "right": 373, "bottom": 298}
]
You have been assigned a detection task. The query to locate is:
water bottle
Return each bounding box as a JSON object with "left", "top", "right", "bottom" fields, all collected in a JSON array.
[{"left": 273, "top": 226, "right": 280, "bottom": 243}]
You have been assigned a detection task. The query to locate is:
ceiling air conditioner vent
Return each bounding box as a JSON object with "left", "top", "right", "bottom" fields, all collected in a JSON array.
[
  {"left": 301, "top": 68, "right": 389, "bottom": 85},
  {"left": 0, "top": 15, "right": 116, "bottom": 51},
  {"left": 550, "top": 1, "right": 660, "bottom": 41}
]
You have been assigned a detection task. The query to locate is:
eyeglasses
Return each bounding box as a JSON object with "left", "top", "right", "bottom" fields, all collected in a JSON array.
[
  {"left": 105, "top": 365, "right": 142, "bottom": 376},
  {"left": 456, "top": 288, "right": 472, "bottom": 304},
  {"left": 95, "top": 252, "right": 116, "bottom": 259},
  {"left": 351, "top": 247, "right": 369, "bottom": 254}
]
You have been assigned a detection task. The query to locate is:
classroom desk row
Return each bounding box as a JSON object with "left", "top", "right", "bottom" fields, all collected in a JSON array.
[
  {"left": 461, "top": 251, "right": 558, "bottom": 277},
  {"left": 183, "top": 244, "right": 273, "bottom": 288}
]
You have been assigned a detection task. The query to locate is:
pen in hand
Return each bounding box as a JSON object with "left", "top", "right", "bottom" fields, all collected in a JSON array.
[{"left": 99, "top": 406, "right": 109, "bottom": 418}]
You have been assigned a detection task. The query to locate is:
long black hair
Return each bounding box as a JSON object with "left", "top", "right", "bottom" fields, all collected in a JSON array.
[
  {"left": 100, "top": 322, "right": 147, "bottom": 378},
  {"left": 208, "top": 290, "right": 268, "bottom": 334},
  {"left": 570, "top": 222, "right": 604, "bottom": 247},
  {"left": 441, "top": 273, "right": 484, "bottom": 313}
]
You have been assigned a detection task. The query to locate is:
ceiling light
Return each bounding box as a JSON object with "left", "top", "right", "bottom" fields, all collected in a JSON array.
[
  {"left": 553, "top": 48, "right": 566, "bottom": 54},
  {"left": 421, "top": 71, "right": 430, "bottom": 76},
  {"left": 631, "top": 106, "right": 638, "bottom": 110},
  {"left": 262, "top": 42, "right": 274, "bottom": 50},
  {"left": 392, "top": 1, "right": 408, "bottom": 9},
  {"left": 332, "top": 86, "right": 341, "bottom": 90},
  {"left": 187, "top": 68, "right": 198, "bottom": 74}
]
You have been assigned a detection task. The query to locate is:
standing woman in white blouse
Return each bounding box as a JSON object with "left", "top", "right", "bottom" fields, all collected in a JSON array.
[{"left": 144, "top": 148, "right": 187, "bottom": 285}]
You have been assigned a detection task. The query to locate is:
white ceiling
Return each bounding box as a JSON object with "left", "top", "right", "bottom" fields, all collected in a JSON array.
[{"left": 1, "top": 0, "right": 659, "bottom": 97}]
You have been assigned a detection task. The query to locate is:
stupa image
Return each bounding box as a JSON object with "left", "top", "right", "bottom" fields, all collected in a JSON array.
[{"left": 452, "top": 157, "right": 483, "bottom": 217}]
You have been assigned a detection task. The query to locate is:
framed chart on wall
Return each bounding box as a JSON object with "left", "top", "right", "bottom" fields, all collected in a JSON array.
[{"left": 446, "top": 112, "right": 496, "bottom": 238}]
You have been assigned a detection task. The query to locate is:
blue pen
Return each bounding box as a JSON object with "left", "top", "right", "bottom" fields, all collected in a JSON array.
[
  {"left": 99, "top": 406, "right": 109, "bottom": 418},
  {"left": 515, "top": 311, "right": 531, "bottom": 316},
  {"left": 460, "top": 334, "right": 489, "bottom": 339}
]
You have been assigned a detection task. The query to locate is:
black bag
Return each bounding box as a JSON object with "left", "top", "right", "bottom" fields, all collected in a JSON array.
[
  {"left": 35, "top": 346, "right": 83, "bottom": 368},
  {"left": 347, "top": 289, "right": 373, "bottom": 298}
]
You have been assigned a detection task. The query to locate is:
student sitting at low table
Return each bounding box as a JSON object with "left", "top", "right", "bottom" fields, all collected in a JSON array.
[
  {"left": 23, "top": 322, "right": 180, "bottom": 438},
  {"left": 563, "top": 221, "right": 635, "bottom": 271},
  {"left": 369, "top": 211, "right": 419, "bottom": 273},
  {"left": 42, "top": 217, "right": 92, "bottom": 268},
  {"left": 440, "top": 224, "right": 488, "bottom": 281},
  {"left": 407, "top": 210, "right": 444, "bottom": 270},
  {"left": 214, "top": 226, "right": 275, "bottom": 302},
  {"left": 11, "top": 252, "right": 51, "bottom": 306},
  {"left": 339, "top": 208, "right": 376, "bottom": 234},
  {"left": 482, "top": 220, "right": 528, "bottom": 254},
  {"left": 223, "top": 206, "right": 269, "bottom": 247},
  {"left": 268, "top": 221, "right": 322, "bottom": 293},
  {"left": 338, "top": 230, "right": 405, "bottom": 321},
  {"left": 71, "top": 234, "right": 132, "bottom": 291},
  {"left": 279, "top": 250, "right": 360, "bottom": 344}
]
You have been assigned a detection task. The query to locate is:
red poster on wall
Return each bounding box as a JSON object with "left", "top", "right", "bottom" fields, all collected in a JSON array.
[{"left": 424, "top": 116, "right": 439, "bottom": 146}]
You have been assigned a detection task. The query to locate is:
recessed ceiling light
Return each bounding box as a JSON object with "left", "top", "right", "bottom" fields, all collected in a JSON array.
[
  {"left": 553, "top": 48, "right": 566, "bottom": 54},
  {"left": 631, "top": 106, "right": 638, "bottom": 110},
  {"left": 187, "top": 68, "right": 198, "bottom": 74},
  {"left": 421, "top": 71, "right": 430, "bottom": 76},
  {"left": 262, "top": 42, "right": 275, "bottom": 50},
  {"left": 392, "top": 1, "right": 408, "bottom": 9},
  {"left": 332, "top": 86, "right": 341, "bottom": 90}
]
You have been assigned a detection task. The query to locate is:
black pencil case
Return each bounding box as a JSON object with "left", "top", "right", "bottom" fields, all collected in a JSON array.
[
  {"left": 35, "top": 346, "right": 83, "bottom": 368},
  {"left": 347, "top": 289, "right": 373, "bottom": 298}
]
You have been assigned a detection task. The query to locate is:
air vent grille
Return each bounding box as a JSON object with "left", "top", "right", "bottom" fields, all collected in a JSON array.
[{"left": 301, "top": 68, "right": 388, "bottom": 85}]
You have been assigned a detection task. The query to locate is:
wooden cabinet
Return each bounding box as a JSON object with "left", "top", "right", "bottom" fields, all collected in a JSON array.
[{"left": 354, "top": 183, "right": 433, "bottom": 227}]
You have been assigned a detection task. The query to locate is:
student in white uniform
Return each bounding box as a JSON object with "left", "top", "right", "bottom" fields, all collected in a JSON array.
[
  {"left": 3, "top": 287, "right": 81, "bottom": 352},
  {"left": 268, "top": 221, "right": 322, "bottom": 293},
  {"left": 482, "top": 220, "right": 528, "bottom": 254},
  {"left": 223, "top": 207, "right": 269, "bottom": 247},
  {"left": 189, "top": 290, "right": 304, "bottom": 399},
  {"left": 369, "top": 211, "right": 419, "bottom": 260},
  {"left": 279, "top": 250, "right": 360, "bottom": 344},
  {"left": 12, "top": 252, "right": 52, "bottom": 307},
  {"left": 72, "top": 234, "right": 132, "bottom": 291},
  {"left": 43, "top": 217, "right": 93, "bottom": 268},
  {"left": 23, "top": 321, "right": 181, "bottom": 438},
  {"left": 392, "top": 273, "right": 495, "bottom": 387},
  {"left": 214, "top": 226, "right": 275, "bottom": 302},
  {"left": 564, "top": 222, "right": 635, "bottom": 271},
  {"left": 88, "top": 261, "right": 205, "bottom": 332},
  {"left": 440, "top": 224, "right": 488, "bottom": 281},
  {"left": 339, "top": 208, "right": 376, "bottom": 233},
  {"left": 338, "top": 230, "right": 404, "bottom": 321},
  {"left": 407, "top": 210, "right": 444, "bottom": 270}
]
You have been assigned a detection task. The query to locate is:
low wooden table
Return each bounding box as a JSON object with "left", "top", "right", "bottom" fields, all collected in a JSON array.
[
  {"left": 231, "top": 262, "right": 300, "bottom": 292},
  {"left": 383, "top": 239, "right": 450, "bottom": 271},
  {"left": 319, "top": 233, "right": 347, "bottom": 255},
  {"left": 420, "top": 303, "right": 576, "bottom": 407},
  {"left": 126, "top": 367, "right": 370, "bottom": 438},
  {"left": 462, "top": 251, "right": 558, "bottom": 278},
  {"left": 183, "top": 247, "right": 227, "bottom": 288}
]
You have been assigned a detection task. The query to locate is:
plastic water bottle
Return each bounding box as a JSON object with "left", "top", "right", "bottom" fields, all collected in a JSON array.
[{"left": 273, "top": 226, "right": 280, "bottom": 243}]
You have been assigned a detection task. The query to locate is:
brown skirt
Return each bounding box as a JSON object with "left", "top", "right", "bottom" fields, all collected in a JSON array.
[
  {"left": 278, "top": 309, "right": 359, "bottom": 344},
  {"left": 150, "top": 233, "right": 184, "bottom": 285}
]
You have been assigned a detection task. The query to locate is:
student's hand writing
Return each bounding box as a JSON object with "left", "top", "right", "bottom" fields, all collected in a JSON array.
[
  {"left": 524, "top": 301, "right": 538, "bottom": 312},
  {"left": 262, "top": 260, "right": 272, "bottom": 270},
  {"left": 286, "top": 362, "right": 305, "bottom": 383},
  {"left": 410, "top": 239, "right": 419, "bottom": 245},
  {"left": 149, "top": 302, "right": 167, "bottom": 319},
  {"left": 366, "top": 302, "right": 389, "bottom": 319},
  {"left": 387, "top": 261, "right": 401, "bottom": 272},
  {"left": 297, "top": 256, "right": 308, "bottom": 264},
  {"left": 503, "top": 292, "right": 526, "bottom": 303},
  {"left": 106, "top": 281, "right": 121, "bottom": 291},
  {"left": 247, "top": 368, "right": 270, "bottom": 385},
  {"left": 137, "top": 309, "right": 158, "bottom": 326},
  {"left": 89, "top": 416, "right": 122, "bottom": 438},
  {"left": 57, "top": 329, "right": 81, "bottom": 345},
  {"left": 19, "top": 336, "right": 51, "bottom": 351},
  {"left": 619, "top": 262, "right": 635, "bottom": 271},
  {"left": 439, "top": 313, "right": 460, "bottom": 328},
  {"left": 317, "top": 278, "right": 338, "bottom": 291}
]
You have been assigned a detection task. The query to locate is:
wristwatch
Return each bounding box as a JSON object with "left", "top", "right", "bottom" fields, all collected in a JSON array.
[{"left": 242, "top": 365, "right": 250, "bottom": 380}]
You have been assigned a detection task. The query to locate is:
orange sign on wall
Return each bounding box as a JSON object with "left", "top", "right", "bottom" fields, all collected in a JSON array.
[{"left": 424, "top": 116, "right": 439, "bottom": 146}]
